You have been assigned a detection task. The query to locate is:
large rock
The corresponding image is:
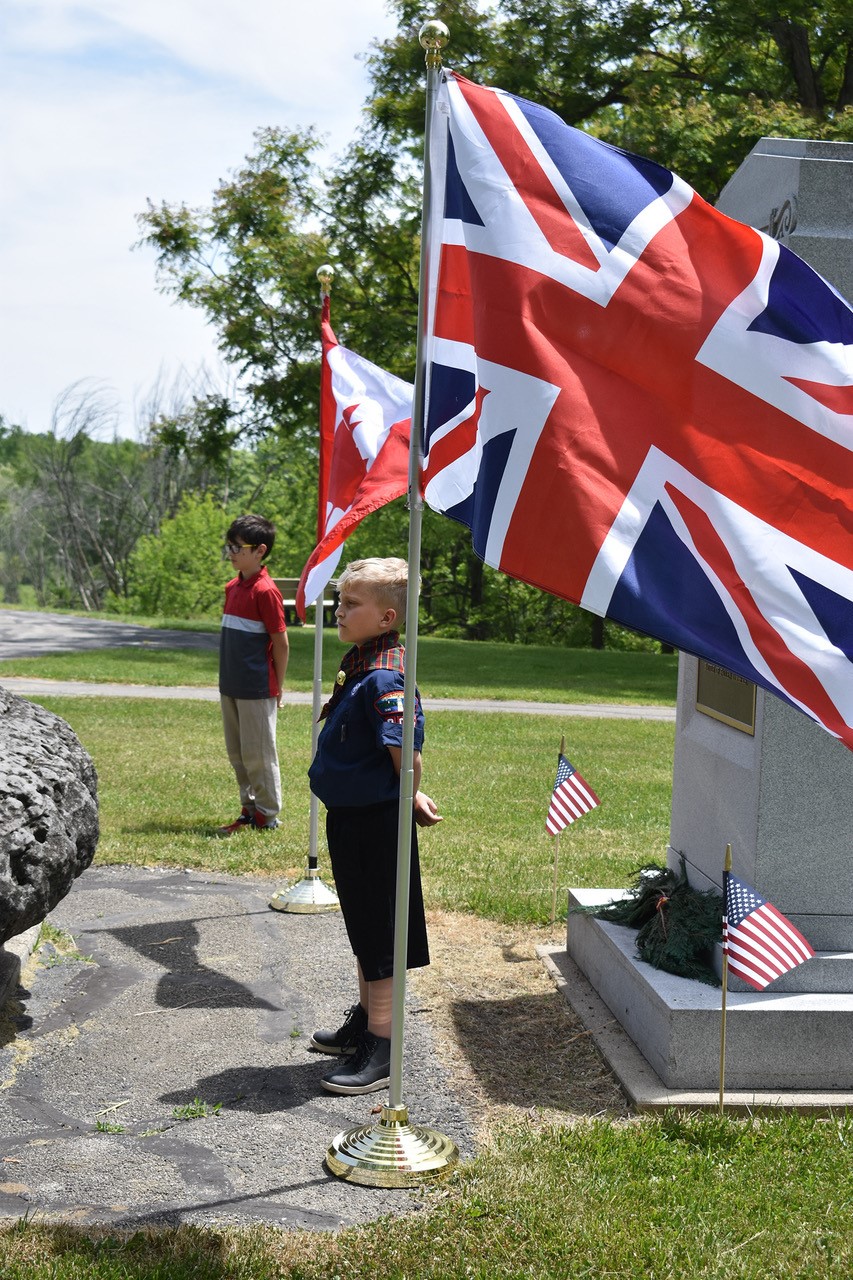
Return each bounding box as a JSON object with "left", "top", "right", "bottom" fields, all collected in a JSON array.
[{"left": 0, "top": 687, "right": 98, "bottom": 943}]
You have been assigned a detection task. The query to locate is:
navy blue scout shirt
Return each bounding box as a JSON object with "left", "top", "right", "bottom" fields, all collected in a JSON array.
[{"left": 308, "top": 668, "right": 425, "bottom": 809}]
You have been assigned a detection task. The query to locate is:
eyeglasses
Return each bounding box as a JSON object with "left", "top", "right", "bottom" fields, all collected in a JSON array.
[{"left": 223, "top": 542, "right": 256, "bottom": 555}]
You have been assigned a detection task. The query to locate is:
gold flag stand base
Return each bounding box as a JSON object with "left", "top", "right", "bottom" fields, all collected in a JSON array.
[
  {"left": 269, "top": 869, "right": 340, "bottom": 914},
  {"left": 326, "top": 1104, "right": 459, "bottom": 1187}
]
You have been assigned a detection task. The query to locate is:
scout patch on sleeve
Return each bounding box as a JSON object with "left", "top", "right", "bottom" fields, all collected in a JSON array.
[{"left": 375, "top": 691, "right": 405, "bottom": 722}]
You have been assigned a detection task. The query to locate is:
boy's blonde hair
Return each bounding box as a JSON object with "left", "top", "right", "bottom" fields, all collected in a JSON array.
[{"left": 338, "top": 557, "right": 415, "bottom": 621}]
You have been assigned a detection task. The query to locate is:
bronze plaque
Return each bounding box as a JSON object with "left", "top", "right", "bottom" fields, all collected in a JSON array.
[{"left": 695, "top": 660, "right": 756, "bottom": 735}]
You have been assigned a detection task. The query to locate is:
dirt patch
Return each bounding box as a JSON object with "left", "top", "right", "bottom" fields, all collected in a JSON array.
[{"left": 410, "top": 911, "right": 629, "bottom": 1134}]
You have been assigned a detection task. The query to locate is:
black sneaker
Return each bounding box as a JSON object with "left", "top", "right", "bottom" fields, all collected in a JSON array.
[
  {"left": 309, "top": 1002, "right": 367, "bottom": 1055},
  {"left": 321, "top": 1031, "right": 391, "bottom": 1095}
]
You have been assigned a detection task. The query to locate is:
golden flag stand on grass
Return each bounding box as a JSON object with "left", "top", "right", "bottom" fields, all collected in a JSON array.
[{"left": 324, "top": 20, "right": 459, "bottom": 1186}]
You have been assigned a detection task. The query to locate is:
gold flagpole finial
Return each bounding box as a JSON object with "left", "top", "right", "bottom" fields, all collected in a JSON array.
[
  {"left": 419, "top": 18, "right": 449, "bottom": 68},
  {"left": 316, "top": 263, "right": 334, "bottom": 301}
]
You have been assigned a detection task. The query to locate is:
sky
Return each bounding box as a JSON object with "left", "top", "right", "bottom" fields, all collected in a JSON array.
[{"left": 0, "top": 0, "right": 403, "bottom": 436}]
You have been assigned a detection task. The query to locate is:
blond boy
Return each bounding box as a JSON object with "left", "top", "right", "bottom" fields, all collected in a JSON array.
[{"left": 307, "top": 557, "right": 441, "bottom": 1094}]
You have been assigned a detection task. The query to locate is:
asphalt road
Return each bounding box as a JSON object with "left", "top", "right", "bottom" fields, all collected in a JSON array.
[
  {"left": 0, "top": 608, "right": 219, "bottom": 660},
  {"left": 0, "top": 867, "right": 471, "bottom": 1230}
]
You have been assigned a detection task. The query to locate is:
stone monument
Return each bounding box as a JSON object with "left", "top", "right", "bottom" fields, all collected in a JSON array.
[
  {"left": 0, "top": 687, "right": 98, "bottom": 943},
  {"left": 566, "top": 138, "right": 853, "bottom": 1094}
]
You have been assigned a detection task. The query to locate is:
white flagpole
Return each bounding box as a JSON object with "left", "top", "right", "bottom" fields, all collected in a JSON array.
[
  {"left": 269, "top": 267, "right": 339, "bottom": 914},
  {"left": 309, "top": 267, "right": 332, "bottom": 874},
  {"left": 306, "top": 583, "right": 325, "bottom": 857},
  {"left": 388, "top": 19, "right": 445, "bottom": 1114},
  {"left": 326, "top": 19, "right": 458, "bottom": 1186}
]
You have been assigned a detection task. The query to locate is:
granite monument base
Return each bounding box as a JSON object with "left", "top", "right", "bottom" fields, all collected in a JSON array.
[{"left": 568, "top": 888, "right": 853, "bottom": 1092}]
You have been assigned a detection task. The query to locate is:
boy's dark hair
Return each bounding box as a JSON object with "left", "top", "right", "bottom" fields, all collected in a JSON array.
[{"left": 226, "top": 514, "right": 276, "bottom": 560}]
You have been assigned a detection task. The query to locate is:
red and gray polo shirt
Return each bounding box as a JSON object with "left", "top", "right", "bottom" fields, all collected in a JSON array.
[{"left": 219, "top": 566, "right": 286, "bottom": 700}]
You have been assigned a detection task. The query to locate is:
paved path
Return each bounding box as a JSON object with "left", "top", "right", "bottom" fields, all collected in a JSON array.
[
  {"left": 0, "top": 609, "right": 219, "bottom": 659},
  {"left": 0, "top": 867, "right": 471, "bottom": 1230},
  {"left": 0, "top": 676, "right": 675, "bottom": 720},
  {"left": 0, "top": 609, "right": 676, "bottom": 721}
]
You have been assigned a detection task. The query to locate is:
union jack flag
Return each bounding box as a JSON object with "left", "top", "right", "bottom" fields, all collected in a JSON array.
[
  {"left": 422, "top": 72, "right": 853, "bottom": 750},
  {"left": 296, "top": 296, "right": 413, "bottom": 620}
]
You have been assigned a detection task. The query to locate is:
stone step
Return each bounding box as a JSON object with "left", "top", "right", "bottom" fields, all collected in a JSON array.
[
  {"left": 568, "top": 887, "right": 853, "bottom": 1091},
  {"left": 712, "top": 944, "right": 853, "bottom": 995}
]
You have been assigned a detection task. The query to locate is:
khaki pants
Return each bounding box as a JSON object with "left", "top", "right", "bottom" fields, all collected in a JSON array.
[{"left": 220, "top": 695, "right": 281, "bottom": 819}]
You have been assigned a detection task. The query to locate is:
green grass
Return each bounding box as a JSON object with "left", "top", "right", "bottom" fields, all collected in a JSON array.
[
  {"left": 31, "top": 697, "right": 674, "bottom": 916},
  {"left": 0, "top": 1112, "right": 850, "bottom": 1277},
  {"left": 0, "top": 629, "right": 678, "bottom": 704},
  {"left": 93, "top": 1119, "right": 125, "bottom": 1134},
  {"left": 171, "top": 1098, "right": 222, "bottom": 1121}
]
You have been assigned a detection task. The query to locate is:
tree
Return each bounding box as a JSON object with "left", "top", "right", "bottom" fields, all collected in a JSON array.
[
  {"left": 139, "top": 128, "right": 331, "bottom": 444},
  {"left": 114, "top": 491, "right": 231, "bottom": 619},
  {"left": 367, "top": 0, "right": 853, "bottom": 197},
  {"left": 13, "top": 386, "right": 150, "bottom": 609},
  {"left": 137, "top": 127, "right": 425, "bottom": 440},
  {"left": 6, "top": 378, "right": 244, "bottom": 612}
]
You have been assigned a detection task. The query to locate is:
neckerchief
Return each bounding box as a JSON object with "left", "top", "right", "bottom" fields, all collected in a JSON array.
[{"left": 319, "top": 631, "right": 405, "bottom": 720}]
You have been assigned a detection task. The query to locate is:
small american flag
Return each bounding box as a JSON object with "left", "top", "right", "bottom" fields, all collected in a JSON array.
[
  {"left": 545, "top": 754, "right": 600, "bottom": 835},
  {"left": 723, "top": 872, "right": 815, "bottom": 990}
]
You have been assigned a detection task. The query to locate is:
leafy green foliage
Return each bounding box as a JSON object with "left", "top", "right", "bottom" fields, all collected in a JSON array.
[
  {"left": 94, "top": 1119, "right": 125, "bottom": 1134},
  {"left": 369, "top": 0, "right": 853, "bottom": 197},
  {"left": 171, "top": 1098, "right": 222, "bottom": 1121},
  {"left": 110, "top": 492, "right": 231, "bottom": 619},
  {"left": 139, "top": 127, "right": 331, "bottom": 441},
  {"left": 15, "top": 422, "right": 159, "bottom": 608}
]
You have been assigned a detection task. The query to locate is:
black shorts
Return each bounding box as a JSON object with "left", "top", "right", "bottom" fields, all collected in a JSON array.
[{"left": 326, "top": 800, "right": 430, "bottom": 982}]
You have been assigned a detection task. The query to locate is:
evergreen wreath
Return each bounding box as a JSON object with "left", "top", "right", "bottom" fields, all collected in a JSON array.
[{"left": 589, "top": 857, "right": 723, "bottom": 985}]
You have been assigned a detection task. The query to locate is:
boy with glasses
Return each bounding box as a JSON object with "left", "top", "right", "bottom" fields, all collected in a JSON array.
[{"left": 217, "top": 515, "right": 288, "bottom": 835}]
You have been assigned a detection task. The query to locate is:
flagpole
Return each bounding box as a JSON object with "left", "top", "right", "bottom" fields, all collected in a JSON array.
[
  {"left": 326, "top": 19, "right": 458, "bottom": 1186},
  {"left": 550, "top": 735, "right": 567, "bottom": 927},
  {"left": 719, "top": 842, "right": 732, "bottom": 1114},
  {"left": 269, "top": 266, "right": 340, "bottom": 915}
]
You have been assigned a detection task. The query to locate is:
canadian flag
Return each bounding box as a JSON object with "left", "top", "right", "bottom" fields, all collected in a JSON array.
[{"left": 296, "top": 298, "right": 413, "bottom": 620}]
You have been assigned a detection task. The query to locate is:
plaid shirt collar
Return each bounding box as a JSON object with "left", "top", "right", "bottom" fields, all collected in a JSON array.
[{"left": 320, "top": 631, "right": 405, "bottom": 719}]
